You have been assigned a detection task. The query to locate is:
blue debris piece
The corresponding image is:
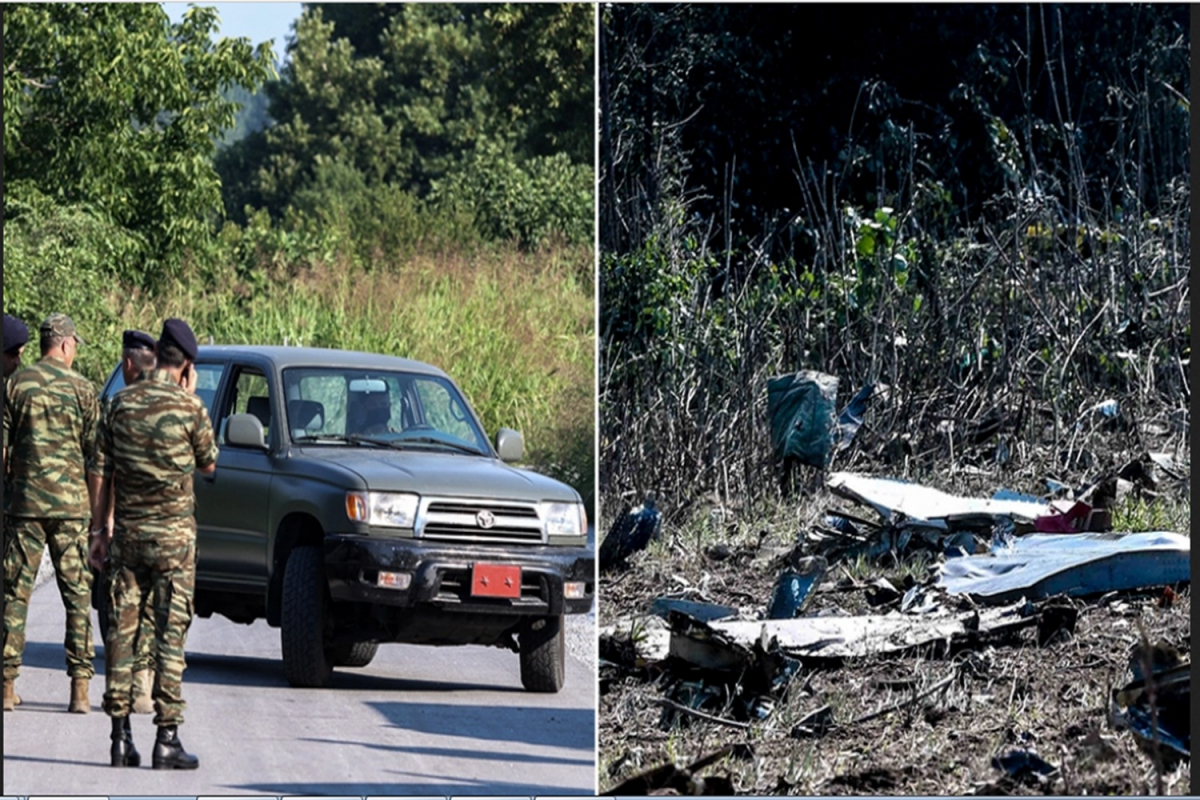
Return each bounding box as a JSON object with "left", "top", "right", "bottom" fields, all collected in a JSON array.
[
  {"left": 836, "top": 382, "right": 875, "bottom": 451},
  {"left": 992, "top": 749, "right": 1058, "bottom": 779},
  {"left": 600, "top": 495, "right": 662, "bottom": 570},
  {"left": 649, "top": 598, "right": 738, "bottom": 623},
  {"left": 938, "top": 531, "right": 1190, "bottom": 604},
  {"left": 766, "top": 556, "right": 827, "bottom": 619}
]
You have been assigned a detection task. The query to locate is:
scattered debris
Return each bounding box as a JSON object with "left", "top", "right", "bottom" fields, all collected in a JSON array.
[
  {"left": 671, "top": 602, "right": 1036, "bottom": 664},
  {"left": 600, "top": 494, "right": 662, "bottom": 571},
  {"left": 603, "top": 744, "right": 752, "bottom": 796},
  {"left": 765, "top": 555, "right": 826, "bottom": 619},
  {"left": 828, "top": 472, "right": 1051, "bottom": 529},
  {"left": 836, "top": 381, "right": 875, "bottom": 451},
  {"left": 648, "top": 597, "right": 738, "bottom": 623},
  {"left": 789, "top": 704, "right": 835, "bottom": 738},
  {"left": 991, "top": 749, "right": 1059, "bottom": 783},
  {"left": 599, "top": 615, "right": 671, "bottom": 667},
  {"left": 1111, "top": 644, "right": 1190, "bottom": 760},
  {"left": 936, "top": 531, "right": 1190, "bottom": 604}
]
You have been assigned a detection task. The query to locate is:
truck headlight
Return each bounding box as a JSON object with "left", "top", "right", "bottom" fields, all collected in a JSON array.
[
  {"left": 346, "top": 491, "right": 419, "bottom": 528},
  {"left": 541, "top": 501, "right": 585, "bottom": 537}
]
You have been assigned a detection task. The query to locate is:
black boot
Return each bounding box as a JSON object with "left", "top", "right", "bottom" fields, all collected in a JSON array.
[
  {"left": 152, "top": 724, "right": 199, "bottom": 770},
  {"left": 110, "top": 716, "right": 140, "bottom": 767}
]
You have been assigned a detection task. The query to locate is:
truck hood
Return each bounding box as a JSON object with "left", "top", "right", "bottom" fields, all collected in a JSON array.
[{"left": 295, "top": 446, "right": 580, "bottom": 503}]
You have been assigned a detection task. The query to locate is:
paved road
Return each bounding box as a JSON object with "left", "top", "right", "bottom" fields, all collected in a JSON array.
[{"left": 2, "top": 579, "right": 596, "bottom": 796}]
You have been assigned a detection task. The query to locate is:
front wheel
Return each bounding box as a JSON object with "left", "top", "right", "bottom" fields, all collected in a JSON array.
[
  {"left": 519, "top": 614, "right": 565, "bottom": 693},
  {"left": 281, "top": 547, "right": 333, "bottom": 687}
]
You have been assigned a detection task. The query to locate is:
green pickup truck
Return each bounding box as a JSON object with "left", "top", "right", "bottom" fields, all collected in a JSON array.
[{"left": 96, "top": 345, "right": 594, "bottom": 692}]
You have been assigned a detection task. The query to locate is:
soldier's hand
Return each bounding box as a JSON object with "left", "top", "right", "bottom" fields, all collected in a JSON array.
[
  {"left": 88, "top": 530, "right": 109, "bottom": 571},
  {"left": 180, "top": 363, "right": 198, "bottom": 394}
]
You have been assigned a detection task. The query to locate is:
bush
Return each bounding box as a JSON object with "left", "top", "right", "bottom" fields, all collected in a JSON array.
[{"left": 431, "top": 145, "right": 593, "bottom": 247}]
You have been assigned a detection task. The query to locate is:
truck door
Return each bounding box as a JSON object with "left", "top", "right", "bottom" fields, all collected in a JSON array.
[{"left": 195, "top": 362, "right": 275, "bottom": 592}]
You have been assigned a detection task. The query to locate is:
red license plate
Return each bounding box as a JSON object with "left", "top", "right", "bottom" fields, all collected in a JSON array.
[{"left": 471, "top": 564, "right": 521, "bottom": 598}]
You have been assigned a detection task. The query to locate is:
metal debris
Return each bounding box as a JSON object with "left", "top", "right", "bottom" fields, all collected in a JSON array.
[
  {"left": 670, "top": 602, "right": 1036, "bottom": 665},
  {"left": 648, "top": 597, "right": 738, "bottom": 623},
  {"left": 765, "top": 556, "right": 826, "bottom": 619},
  {"left": 936, "top": 531, "right": 1190, "bottom": 604},
  {"left": 828, "top": 472, "right": 1051, "bottom": 529}
]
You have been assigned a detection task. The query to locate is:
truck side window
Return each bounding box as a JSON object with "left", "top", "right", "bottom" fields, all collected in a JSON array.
[{"left": 219, "top": 369, "right": 272, "bottom": 446}]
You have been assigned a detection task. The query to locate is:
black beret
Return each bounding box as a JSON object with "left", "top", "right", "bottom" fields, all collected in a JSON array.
[
  {"left": 159, "top": 318, "right": 199, "bottom": 361},
  {"left": 4, "top": 314, "right": 29, "bottom": 354},
  {"left": 122, "top": 329, "right": 156, "bottom": 351}
]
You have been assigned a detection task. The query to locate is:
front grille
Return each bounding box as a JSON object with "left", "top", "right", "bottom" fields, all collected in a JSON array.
[
  {"left": 435, "top": 567, "right": 548, "bottom": 604},
  {"left": 417, "top": 498, "right": 545, "bottom": 544}
]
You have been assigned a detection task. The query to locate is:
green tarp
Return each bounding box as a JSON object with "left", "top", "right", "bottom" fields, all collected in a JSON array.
[{"left": 766, "top": 371, "right": 838, "bottom": 467}]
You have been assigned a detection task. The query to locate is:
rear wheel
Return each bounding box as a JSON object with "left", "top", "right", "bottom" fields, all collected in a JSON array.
[
  {"left": 281, "top": 547, "right": 333, "bottom": 687},
  {"left": 519, "top": 614, "right": 565, "bottom": 693},
  {"left": 330, "top": 640, "right": 379, "bottom": 668}
]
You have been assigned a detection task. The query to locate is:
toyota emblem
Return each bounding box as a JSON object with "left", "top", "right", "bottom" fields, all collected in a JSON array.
[{"left": 476, "top": 509, "right": 496, "bottom": 529}]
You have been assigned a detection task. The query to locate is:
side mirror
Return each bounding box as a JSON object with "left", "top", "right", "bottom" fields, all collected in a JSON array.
[
  {"left": 495, "top": 427, "right": 524, "bottom": 463},
  {"left": 227, "top": 413, "right": 267, "bottom": 449}
]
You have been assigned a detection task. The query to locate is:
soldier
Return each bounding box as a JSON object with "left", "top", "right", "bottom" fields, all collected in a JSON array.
[
  {"left": 3, "top": 314, "right": 29, "bottom": 379},
  {"left": 101, "top": 330, "right": 160, "bottom": 715},
  {"left": 88, "top": 318, "right": 217, "bottom": 769},
  {"left": 3, "top": 313, "right": 99, "bottom": 713},
  {"left": 3, "top": 313, "right": 32, "bottom": 708}
]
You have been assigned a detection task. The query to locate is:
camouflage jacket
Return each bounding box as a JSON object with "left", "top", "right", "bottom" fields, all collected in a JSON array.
[
  {"left": 91, "top": 369, "right": 218, "bottom": 537},
  {"left": 4, "top": 355, "right": 100, "bottom": 519}
]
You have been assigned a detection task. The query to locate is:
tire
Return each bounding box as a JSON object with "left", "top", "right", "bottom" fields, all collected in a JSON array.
[
  {"left": 330, "top": 640, "right": 379, "bottom": 668},
  {"left": 281, "top": 547, "right": 333, "bottom": 687},
  {"left": 519, "top": 614, "right": 565, "bottom": 693}
]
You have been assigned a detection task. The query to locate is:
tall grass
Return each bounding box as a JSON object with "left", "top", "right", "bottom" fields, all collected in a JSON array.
[
  {"left": 37, "top": 241, "right": 596, "bottom": 513},
  {"left": 599, "top": 11, "right": 1189, "bottom": 520}
]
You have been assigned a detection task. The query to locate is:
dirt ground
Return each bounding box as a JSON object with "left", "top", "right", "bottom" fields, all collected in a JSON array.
[{"left": 598, "top": 481, "right": 1191, "bottom": 796}]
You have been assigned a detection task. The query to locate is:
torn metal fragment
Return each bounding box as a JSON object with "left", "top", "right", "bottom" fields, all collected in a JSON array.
[
  {"left": 937, "top": 531, "right": 1190, "bottom": 604},
  {"left": 828, "top": 472, "right": 1051, "bottom": 527}
]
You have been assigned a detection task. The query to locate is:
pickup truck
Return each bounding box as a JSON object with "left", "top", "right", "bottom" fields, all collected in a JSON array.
[{"left": 95, "top": 345, "right": 594, "bottom": 692}]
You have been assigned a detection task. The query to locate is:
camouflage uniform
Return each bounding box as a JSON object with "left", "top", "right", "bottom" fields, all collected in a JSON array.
[
  {"left": 99, "top": 390, "right": 157, "bottom": 675},
  {"left": 92, "top": 369, "right": 217, "bottom": 726},
  {"left": 3, "top": 355, "right": 100, "bottom": 682}
]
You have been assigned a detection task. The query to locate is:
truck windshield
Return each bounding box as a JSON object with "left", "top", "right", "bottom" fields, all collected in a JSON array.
[{"left": 282, "top": 367, "right": 490, "bottom": 455}]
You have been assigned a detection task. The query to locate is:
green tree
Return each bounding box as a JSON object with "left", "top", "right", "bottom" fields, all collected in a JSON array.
[
  {"left": 217, "top": 3, "right": 594, "bottom": 246},
  {"left": 3, "top": 3, "right": 276, "bottom": 280}
]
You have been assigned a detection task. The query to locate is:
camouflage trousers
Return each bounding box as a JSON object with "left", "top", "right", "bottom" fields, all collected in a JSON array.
[
  {"left": 101, "top": 563, "right": 157, "bottom": 672},
  {"left": 3, "top": 517, "right": 96, "bottom": 680},
  {"left": 102, "top": 536, "right": 195, "bottom": 726}
]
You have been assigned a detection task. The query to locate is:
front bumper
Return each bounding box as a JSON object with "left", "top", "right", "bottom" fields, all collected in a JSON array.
[{"left": 324, "top": 534, "right": 594, "bottom": 616}]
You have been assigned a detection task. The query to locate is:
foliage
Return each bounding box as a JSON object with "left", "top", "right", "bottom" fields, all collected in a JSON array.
[
  {"left": 105, "top": 239, "right": 597, "bottom": 514},
  {"left": 218, "top": 2, "right": 593, "bottom": 248},
  {"left": 3, "top": 4, "right": 596, "bottom": 510},
  {"left": 3, "top": 3, "right": 276, "bottom": 281},
  {"left": 599, "top": 4, "right": 1190, "bottom": 514}
]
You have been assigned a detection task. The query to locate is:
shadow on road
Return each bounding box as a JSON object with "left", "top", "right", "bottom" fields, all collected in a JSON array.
[
  {"left": 3, "top": 752, "right": 112, "bottom": 769},
  {"left": 20, "top": 641, "right": 530, "bottom": 693},
  {"left": 232, "top": 777, "right": 591, "bottom": 796},
  {"left": 367, "top": 700, "right": 595, "bottom": 751},
  {"left": 300, "top": 738, "right": 595, "bottom": 767}
]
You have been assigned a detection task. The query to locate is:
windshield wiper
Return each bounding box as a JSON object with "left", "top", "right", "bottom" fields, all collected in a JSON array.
[
  {"left": 293, "top": 434, "right": 388, "bottom": 447},
  {"left": 389, "top": 436, "right": 485, "bottom": 456}
]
